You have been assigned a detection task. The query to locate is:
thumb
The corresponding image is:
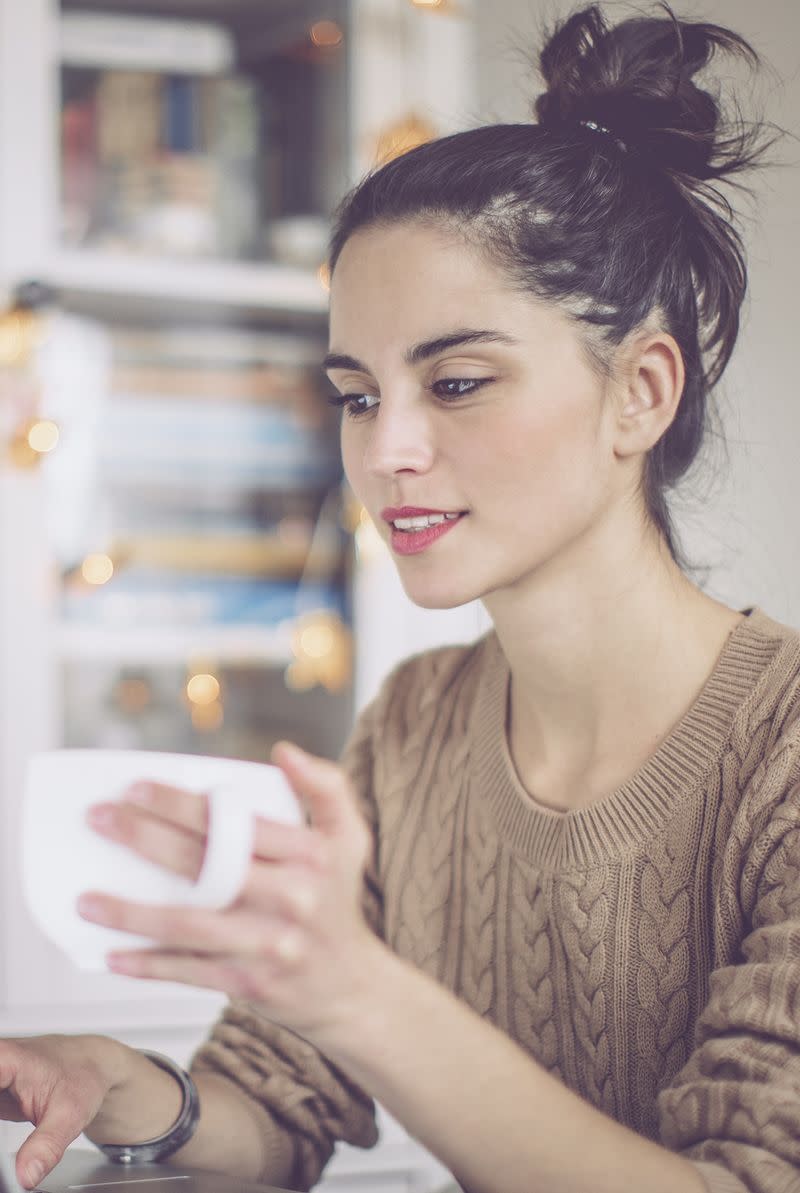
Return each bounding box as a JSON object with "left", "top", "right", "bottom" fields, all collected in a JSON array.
[
  {"left": 271, "top": 742, "right": 361, "bottom": 838},
  {"left": 17, "top": 1106, "right": 81, "bottom": 1189}
]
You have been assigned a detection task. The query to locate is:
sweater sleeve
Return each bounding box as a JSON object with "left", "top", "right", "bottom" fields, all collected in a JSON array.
[
  {"left": 656, "top": 780, "right": 800, "bottom": 1193},
  {"left": 189, "top": 678, "right": 392, "bottom": 1192}
]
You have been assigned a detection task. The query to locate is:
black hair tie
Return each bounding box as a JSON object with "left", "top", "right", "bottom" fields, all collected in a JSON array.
[{"left": 577, "top": 118, "right": 629, "bottom": 153}]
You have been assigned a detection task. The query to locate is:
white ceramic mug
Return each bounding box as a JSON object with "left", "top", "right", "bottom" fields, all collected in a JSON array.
[{"left": 22, "top": 748, "right": 302, "bottom": 971}]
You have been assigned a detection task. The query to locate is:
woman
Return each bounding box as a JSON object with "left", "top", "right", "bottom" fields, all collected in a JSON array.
[{"left": 4, "top": 6, "right": 798, "bottom": 1193}]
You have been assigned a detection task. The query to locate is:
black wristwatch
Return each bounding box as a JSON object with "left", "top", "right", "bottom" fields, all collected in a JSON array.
[{"left": 96, "top": 1050, "right": 201, "bottom": 1165}]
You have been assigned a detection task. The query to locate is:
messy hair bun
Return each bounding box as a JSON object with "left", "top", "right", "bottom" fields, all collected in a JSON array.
[
  {"left": 329, "top": 4, "right": 778, "bottom": 575},
  {"left": 534, "top": 5, "right": 766, "bottom": 184}
]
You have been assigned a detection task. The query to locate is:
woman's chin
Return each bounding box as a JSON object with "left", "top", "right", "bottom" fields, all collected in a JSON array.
[{"left": 400, "top": 578, "right": 481, "bottom": 611}]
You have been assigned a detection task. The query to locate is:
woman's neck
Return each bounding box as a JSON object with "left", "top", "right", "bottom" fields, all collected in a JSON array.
[{"left": 484, "top": 545, "right": 744, "bottom": 813}]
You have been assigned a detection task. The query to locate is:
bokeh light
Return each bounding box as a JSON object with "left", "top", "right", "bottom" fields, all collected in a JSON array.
[
  {"left": 309, "top": 20, "right": 344, "bottom": 48},
  {"left": 27, "top": 419, "right": 60, "bottom": 454},
  {"left": 186, "top": 673, "right": 221, "bottom": 706},
  {"left": 81, "top": 553, "right": 114, "bottom": 585}
]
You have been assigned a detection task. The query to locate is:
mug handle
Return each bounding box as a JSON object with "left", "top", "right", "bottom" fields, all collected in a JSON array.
[{"left": 183, "top": 785, "right": 255, "bottom": 909}]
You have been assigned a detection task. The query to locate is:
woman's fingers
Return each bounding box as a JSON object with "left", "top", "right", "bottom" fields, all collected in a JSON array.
[
  {"left": 121, "top": 780, "right": 209, "bottom": 832},
  {"left": 17, "top": 1099, "right": 86, "bottom": 1189},
  {"left": 105, "top": 949, "right": 291, "bottom": 999},
  {"left": 78, "top": 871, "right": 317, "bottom": 954},
  {"left": 88, "top": 795, "right": 325, "bottom": 884},
  {"left": 86, "top": 797, "right": 207, "bottom": 881},
  {"left": 271, "top": 743, "right": 368, "bottom": 854},
  {"left": 249, "top": 817, "right": 327, "bottom": 867},
  {"left": 88, "top": 751, "right": 362, "bottom": 883}
]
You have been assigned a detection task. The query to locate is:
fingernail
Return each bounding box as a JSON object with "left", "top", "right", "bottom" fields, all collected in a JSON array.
[
  {"left": 277, "top": 742, "right": 304, "bottom": 763},
  {"left": 26, "top": 1161, "right": 44, "bottom": 1188},
  {"left": 126, "top": 781, "right": 153, "bottom": 804},
  {"left": 86, "top": 804, "right": 115, "bottom": 829},
  {"left": 76, "top": 894, "right": 105, "bottom": 921},
  {"left": 107, "top": 953, "right": 136, "bottom": 975}
]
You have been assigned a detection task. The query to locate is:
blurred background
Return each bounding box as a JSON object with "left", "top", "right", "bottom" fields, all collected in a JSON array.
[{"left": 0, "top": 1, "right": 796, "bottom": 1188}]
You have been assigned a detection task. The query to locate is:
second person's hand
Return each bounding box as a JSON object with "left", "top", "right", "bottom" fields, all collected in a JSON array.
[{"left": 0, "top": 1033, "right": 131, "bottom": 1190}]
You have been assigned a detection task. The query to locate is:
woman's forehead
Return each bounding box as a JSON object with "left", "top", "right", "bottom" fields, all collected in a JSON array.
[{"left": 329, "top": 234, "right": 574, "bottom": 364}]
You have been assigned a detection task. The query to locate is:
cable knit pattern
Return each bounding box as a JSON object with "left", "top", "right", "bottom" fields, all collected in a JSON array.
[
  {"left": 508, "top": 863, "right": 561, "bottom": 1076},
  {"left": 555, "top": 867, "right": 615, "bottom": 1117},
  {"left": 191, "top": 606, "right": 800, "bottom": 1193},
  {"left": 634, "top": 818, "right": 694, "bottom": 1130}
]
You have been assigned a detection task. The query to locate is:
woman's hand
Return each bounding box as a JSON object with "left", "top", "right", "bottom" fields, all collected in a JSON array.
[
  {"left": 77, "top": 743, "right": 386, "bottom": 1047},
  {"left": 0, "top": 1034, "right": 127, "bottom": 1189}
]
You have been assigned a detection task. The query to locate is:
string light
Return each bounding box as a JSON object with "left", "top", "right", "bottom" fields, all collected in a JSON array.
[
  {"left": 299, "top": 619, "right": 336, "bottom": 660},
  {"left": 309, "top": 19, "right": 344, "bottom": 48},
  {"left": 81, "top": 553, "right": 114, "bottom": 585},
  {"left": 373, "top": 113, "right": 437, "bottom": 166},
  {"left": 285, "top": 610, "right": 352, "bottom": 692},
  {"left": 186, "top": 673, "right": 220, "bottom": 706},
  {"left": 0, "top": 309, "right": 40, "bottom": 367},
  {"left": 26, "top": 419, "right": 59, "bottom": 453},
  {"left": 184, "top": 664, "right": 223, "bottom": 732},
  {"left": 1, "top": 285, "right": 56, "bottom": 470},
  {"left": 6, "top": 416, "right": 59, "bottom": 468}
]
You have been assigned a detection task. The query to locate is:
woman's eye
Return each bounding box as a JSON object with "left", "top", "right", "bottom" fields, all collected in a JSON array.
[
  {"left": 326, "top": 377, "right": 491, "bottom": 418},
  {"left": 432, "top": 377, "right": 490, "bottom": 399},
  {"left": 327, "top": 392, "right": 378, "bottom": 418}
]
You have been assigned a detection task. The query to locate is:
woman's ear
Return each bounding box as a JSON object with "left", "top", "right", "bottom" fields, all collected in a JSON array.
[{"left": 614, "top": 332, "right": 685, "bottom": 459}]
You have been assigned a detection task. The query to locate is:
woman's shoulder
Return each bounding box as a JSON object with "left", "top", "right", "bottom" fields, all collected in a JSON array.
[
  {"left": 732, "top": 606, "right": 800, "bottom": 740},
  {"left": 720, "top": 607, "right": 800, "bottom": 876}
]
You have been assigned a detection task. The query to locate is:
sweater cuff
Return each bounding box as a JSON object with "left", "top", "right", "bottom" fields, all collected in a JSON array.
[
  {"left": 691, "top": 1161, "right": 749, "bottom": 1193},
  {"left": 258, "top": 1116, "right": 294, "bottom": 1189}
]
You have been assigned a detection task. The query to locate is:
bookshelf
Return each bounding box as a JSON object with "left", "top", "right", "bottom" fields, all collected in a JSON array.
[
  {"left": 0, "top": 0, "right": 356, "bottom": 1009},
  {"left": 56, "top": 623, "right": 295, "bottom": 664},
  {"left": 0, "top": 1, "right": 477, "bottom": 1188},
  {"left": 49, "top": 247, "right": 329, "bottom": 313}
]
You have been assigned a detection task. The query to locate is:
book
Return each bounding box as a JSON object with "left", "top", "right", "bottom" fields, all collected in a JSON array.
[
  {"left": 105, "top": 531, "right": 340, "bottom": 579},
  {"left": 62, "top": 573, "right": 344, "bottom": 629},
  {"left": 95, "top": 71, "right": 162, "bottom": 162},
  {"left": 61, "top": 88, "right": 97, "bottom": 245},
  {"left": 163, "top": 76, "right": 202, "bottom": 154},
  {"left": 60, "top": 61, "right": 265, "bottom": 260},
  {"left": 96, "top": 398, "right": 340, "bottom": 491},
  {"left": 110, "top": 325, "right": 325, "bottom": 368},
  {"left": 202, "top": 75, "right": 263, "bottom": 258},
  {"left": 109, "top": 363, "right": 317, "bottom": 404}
]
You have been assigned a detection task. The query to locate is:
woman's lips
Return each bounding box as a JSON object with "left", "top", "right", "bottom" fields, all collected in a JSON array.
[{"left": 389, "top": 513, "right": 467, "bottom": 556}]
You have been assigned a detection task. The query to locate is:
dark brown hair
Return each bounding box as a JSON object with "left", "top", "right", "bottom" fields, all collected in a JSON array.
[{"left": 329, "top": 3, "right": 778, "bottom": 573}]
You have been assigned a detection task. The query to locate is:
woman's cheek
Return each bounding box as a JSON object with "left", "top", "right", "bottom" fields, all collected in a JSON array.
[{"left": 340, "top": 428, "right": 370, "bottom": 505}]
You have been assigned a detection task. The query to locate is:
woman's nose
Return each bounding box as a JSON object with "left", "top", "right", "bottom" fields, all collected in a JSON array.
[{"left": 361, "top": 399, "right": 435, "bottom": 478}]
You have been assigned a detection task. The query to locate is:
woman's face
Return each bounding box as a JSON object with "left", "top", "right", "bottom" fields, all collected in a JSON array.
[{"left": 326, "top": 221, "right": 626, "bottom": 610}]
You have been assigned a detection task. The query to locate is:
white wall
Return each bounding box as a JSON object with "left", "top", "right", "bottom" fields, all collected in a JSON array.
[{"left": 473, "top": 0, "right": 800, "bottom": 625}]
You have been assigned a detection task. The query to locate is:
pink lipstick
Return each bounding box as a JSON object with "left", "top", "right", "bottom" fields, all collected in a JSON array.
[{"left": 381, "top": 506, "right": 467, "bottom": 557}]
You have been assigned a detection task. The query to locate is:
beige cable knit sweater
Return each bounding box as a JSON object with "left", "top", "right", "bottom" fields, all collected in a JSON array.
[{"left": 192, "top": 605, "right": 800, "bottom": 1193}]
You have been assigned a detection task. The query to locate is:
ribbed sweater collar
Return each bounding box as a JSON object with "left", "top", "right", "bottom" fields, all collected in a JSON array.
[{"left": 470, "top": 606, "right": 788, "bottom": 870}]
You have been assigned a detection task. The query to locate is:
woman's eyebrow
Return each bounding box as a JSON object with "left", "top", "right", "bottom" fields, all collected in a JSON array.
[
  {"left": 322, "top": 328, "right": 519, "bottom": 374},
  {"left": 406, "top": 328, "right": 520, "bottom": 365}
]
